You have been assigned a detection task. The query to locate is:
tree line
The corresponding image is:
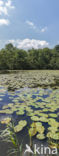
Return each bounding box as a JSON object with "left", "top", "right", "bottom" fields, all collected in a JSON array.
[{"left": 0, "top": 43, "right": 59, "bottom": 70}]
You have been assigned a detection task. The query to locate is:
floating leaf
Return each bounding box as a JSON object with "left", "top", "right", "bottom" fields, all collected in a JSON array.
[
  {"left": 48, "top": 118, "right": 59, "bottom": 128},
  {"left": 31, "top": 116, "right": 40, "bottom": 121},
  {"left": 36, "top": 134, "right": 45, "bottom": 140},
  {"left": 1, "top": 117, "right": 11, "bottom": 124},
  {"left": 48, "top": 126, "right": 58, "bottom": 133},
  {"left": 16, "top": 110, "right": 24, "bottom": 115},
  {"left": 35, "top": 122, "right": 45, "bottom": 134},
  {"left": 29, "top": 127, "right": 37, "bottom": 137},
  {"left": 47, "top": 132, "right": 59, "bottom": 140},
  {"left": 39, "top": 117, "right": 48, "bottom": 122},
  {"left": 49, "top": 113, "right": 57, "bottom": 118},
  {"left": 14, "top": 120, "right": 27, "bottom": 133}
]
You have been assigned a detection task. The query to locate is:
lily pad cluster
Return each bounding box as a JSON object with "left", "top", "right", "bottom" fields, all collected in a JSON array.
[
  {"left": 0, "top": 87, "right": 59, "bottom": 141},
  {"left": 1, "top": 117, "right": 11, "bottom": 124},
  {"left": 47, "top": 118, "right": 59, "bottom": 140},
  {"left": 14, "top": 120, "right": 27, "bottom": 133},
  {"left": 29, "top": 122, "right": 45, "bottom": 140},
  {"left": 0, "top": 71, "right": 59, "bottom": 89}
]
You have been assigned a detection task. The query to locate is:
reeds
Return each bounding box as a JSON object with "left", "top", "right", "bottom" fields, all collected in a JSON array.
[{"left": 0, "top": 122, "right": 23, "bottom": 156}]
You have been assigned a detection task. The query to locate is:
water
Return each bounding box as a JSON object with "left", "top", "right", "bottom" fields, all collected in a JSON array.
[{"left": 0, "top": 87, "right": 59, "bottom": 156}]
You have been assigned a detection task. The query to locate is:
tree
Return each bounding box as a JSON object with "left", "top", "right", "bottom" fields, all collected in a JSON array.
[
  {"left": 5, "top": 43, "right": 14, "bottom": 51},
  {"left": 0, "top": 44, "right": 59, "bottom": 70}
]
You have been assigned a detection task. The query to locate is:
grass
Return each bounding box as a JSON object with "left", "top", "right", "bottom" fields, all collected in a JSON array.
[{"left": 0, "top": 122, "right": 23, "bottom": 156}]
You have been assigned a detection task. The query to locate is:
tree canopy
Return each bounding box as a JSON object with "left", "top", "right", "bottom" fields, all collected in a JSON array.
[{"left": 0, "top": 43, "right": 59, "bottom": 70}]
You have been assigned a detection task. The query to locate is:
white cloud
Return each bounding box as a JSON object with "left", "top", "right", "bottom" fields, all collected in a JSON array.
[
  {"left": 8, "top": 39, "right": 49, "bottom": 50},
  {"left": 0, "top": 0, "right": 4, "bottom": 6},
  {"left": 41, "top": 27, "right": 47, "bottom": 32},
  {"left": 26, "top": 20, "right": 36, "bottom": 30},
  {"left": 0, "top": 0, "right": 15, "bottom": 26},
  {"left": 0, "top": 19, "right": 10, "bottom": 25},
  {"left": 26, "top": 20, "right": 48, "bottom": 33},
  {"left": 0, "top": 0, "right": 15, "bottom": 15},
  {"left": 0, "top": 6, "right": 8, "bottom": 15},
  {"left": 5, "top": 0, "right": 15, "bottom": 9}
]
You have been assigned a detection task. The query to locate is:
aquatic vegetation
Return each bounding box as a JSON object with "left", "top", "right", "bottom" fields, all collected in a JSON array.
[
  {"left": 1, "top": 117, "right": 11, "bottom": 124},
  {"left": 35, "top": 122, "right": 45, "bottom": 134},
  {"left": 33, "top": 110, "right": 42, "bottom": 116},
  {"left": 48, "top": 126, "right": 58, "bottom": 133},
  {"left": 48, "top": 118, "right": 59, "bottom": 128},
  {"left": 27, "top": 112, "right": 35, "bottom": 116},
  {"left": 38, "top": 117, "right": 48, "bottom": 122},
  {"left": 26, "top": 107, "right": 33, "bottom": 112},
  {"left": 0, "top": 109, "right": 14, "bottom": 114},
  {"left": 38, "top": 112, "right": 48, "bottom": 118},
  {"left": 47, "top": 132, "right": 59, "bottom": 140},
  {"left": 2, "top": 104, "right": 14, "bottom": 109},
  {"left": 0, "top": 71, "right": 59, "bottom": 89},
  {"left": 16, "top": 110, "right": 25, "bottom": 115},
  {"left": 36, "top": 134, "right": 45, "bottom": 140},
  {"left": 0, "top": 72, "right": 59, "bottom": 156},
  {"left": 49, "top": 113, "right": 57, "bottom": 118},
  {"left": 42, "top": 108, "right": 49, "bottom": 112},
  {"left": 0, "top": 85, "right": 59, "bottom": 144},
  {"left": 0, "top": 122, "right": 23, "bottom": 155},
  {"left": 48, "top": 140, "right": 59, "bottom": 149},
  {"left": 29, "top": 127, "right": 37, "bottom": 137},
  {"left": 31, "top": 116, "right": 40, "bottom": 121},
  {"left": 29, "top": 122, "right": 45, "bottom": 141},
  {"left": 14, "top": 120, "right": 27, "bottom": 133},
  {"left": 37, "top": 126, "right": 45, "bottom": 134}
]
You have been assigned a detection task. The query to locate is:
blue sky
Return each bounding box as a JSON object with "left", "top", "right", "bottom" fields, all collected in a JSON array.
[{"left": 0, "top": 0, "right": 59, "bottom": 49}]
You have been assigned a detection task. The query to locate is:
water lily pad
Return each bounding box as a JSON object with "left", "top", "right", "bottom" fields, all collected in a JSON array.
[
  {"left": 31, "top": 116, "right": 40, "bottom": 121},
  {"left": 29, "top": 127, "right": 37, "bottom": 137},
  {"left": 16, "top": 110, "right": 24, "bottom": 115},
  {"left": 35, "top": 122, "right": 45, "bottom": 134},
  {"left": 38, "top": 113, "right": 48, "bottom": 118},
  {"left": 1, "top": 117, "right": 11, "bottom": 124},
  {"left": 48, "top": 126, "right": 58, "bottom": 133},
  {"left": 36, "top": 134, "right": 45, "bottom": 140},
  {"left": 27, "top": 112, "right": 34, "bottom": 117},
  {"left": 49, "top": 113, "right": 57, "bottom": 118},
  {"left": 31, "top": 122, "right": 42, "bottom": 128},
  {"left": 48, "top": 118, "right": 59, "bottom": 127},
  {"left": 14, "top": 120, "right": 27, "bottom": 133},
  {"left": 47, "top": 132, "right": 59, "bottom": 140},
  {"left": 0, "top": 109, "right": 14, "bottom": 114},
  {"left": 29, "top": 122, "right": 45, "bottom": 137},
  {"left": 39, "top": 117, "right": 48, "bottom": 122}
]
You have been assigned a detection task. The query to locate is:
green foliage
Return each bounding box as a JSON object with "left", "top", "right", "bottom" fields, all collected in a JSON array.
[
  {"left": 0, "top": 122, "right": 23, "bottom": 155},
  {"left": 0, "top": 44, "right": 59, "bottom": 70}
]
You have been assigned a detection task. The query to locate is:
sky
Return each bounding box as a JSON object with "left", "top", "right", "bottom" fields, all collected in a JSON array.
[{"left": 0, "top": 0, "right": 59, "bottom": 50}]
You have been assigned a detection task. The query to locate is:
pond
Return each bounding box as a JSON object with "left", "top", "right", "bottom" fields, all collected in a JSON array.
[{"left": 0, "top": 85, "right": 59, "bottom": 156}]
